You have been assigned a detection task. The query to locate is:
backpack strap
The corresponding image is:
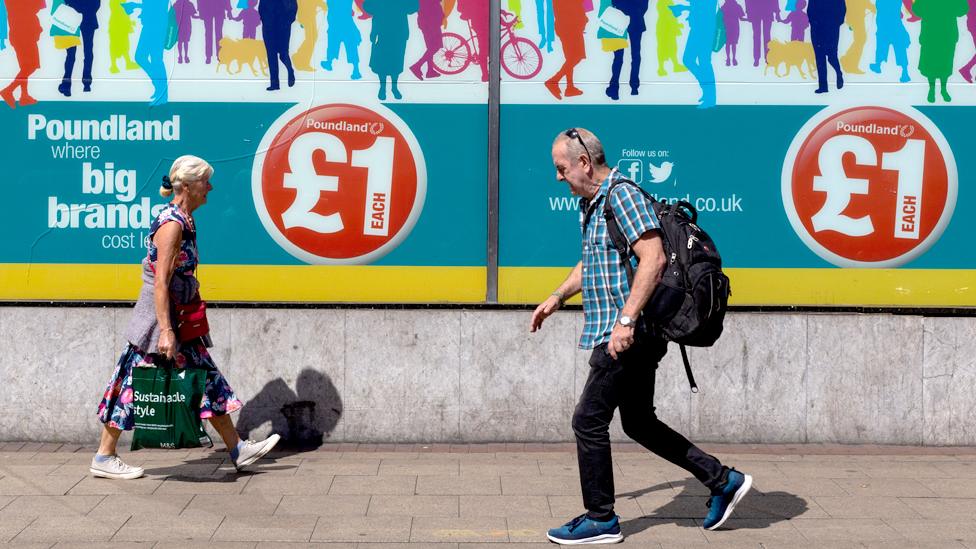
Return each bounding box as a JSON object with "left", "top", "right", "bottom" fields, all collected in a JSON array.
[
  {"left": 679, "top": 344, "right": 700, "bottom": 393},
  {"left": 603, "top": 179, "right": 636, "bottom": 285}
]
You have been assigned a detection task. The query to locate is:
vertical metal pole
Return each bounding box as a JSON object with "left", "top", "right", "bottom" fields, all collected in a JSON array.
[{"left": 486, "top": 0, "right": 501, "bottom": 303}]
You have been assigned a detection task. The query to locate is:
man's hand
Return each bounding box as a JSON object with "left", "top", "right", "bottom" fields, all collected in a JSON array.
[
  {"left": 530, "top": 295, "right": 562, "bottom": 332},
  {"left": 608, "top": 323, "right": 635, "bottom": 359}
]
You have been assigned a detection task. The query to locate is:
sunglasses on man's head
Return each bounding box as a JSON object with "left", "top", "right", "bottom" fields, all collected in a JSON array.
[{"left": 564, "top": 128, "right": 592, "bottom": 164}]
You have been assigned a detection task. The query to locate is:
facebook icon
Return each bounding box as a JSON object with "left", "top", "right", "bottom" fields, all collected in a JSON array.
[{"left": 616, "top": 159, "right": 643, "bottom": 184}]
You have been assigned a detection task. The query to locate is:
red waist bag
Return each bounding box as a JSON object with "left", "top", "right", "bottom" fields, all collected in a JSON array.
[{"left": 175, "top": 298, "right": 209, "bottom": 342}]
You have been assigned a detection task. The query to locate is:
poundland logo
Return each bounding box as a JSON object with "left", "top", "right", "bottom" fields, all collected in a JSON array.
[
  {"left": 305, "top": 118, "right": 385, "bottom": 135},
  {"left": 836, "top": 120, "right": 915, "bottom": 138}
]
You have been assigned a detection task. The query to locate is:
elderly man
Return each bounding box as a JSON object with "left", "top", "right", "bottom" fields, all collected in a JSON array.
[{"left": 532, "top": 128, "right": 752, "bottom": 545}]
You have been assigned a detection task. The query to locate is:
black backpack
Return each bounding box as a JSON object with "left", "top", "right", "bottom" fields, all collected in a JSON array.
[{"left": 603, "top": 178, "right": 731, "bottom": 392}]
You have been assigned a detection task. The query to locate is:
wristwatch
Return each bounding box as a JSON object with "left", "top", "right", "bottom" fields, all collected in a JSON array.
[{"left": 618, "top": 315, "right": 637, "bottom": 328}]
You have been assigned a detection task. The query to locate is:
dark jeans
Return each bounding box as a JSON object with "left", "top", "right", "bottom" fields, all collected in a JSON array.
[{"left": 574, "top": 338, "right": 728, "bottom": 519}]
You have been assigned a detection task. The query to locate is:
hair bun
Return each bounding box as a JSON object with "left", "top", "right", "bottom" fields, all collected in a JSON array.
[{"left": 161, "top": 175, "right": 173, "bottom": 189}]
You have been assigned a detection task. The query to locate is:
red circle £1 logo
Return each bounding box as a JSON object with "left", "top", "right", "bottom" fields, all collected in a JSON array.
[
  {"left": 782, "top": 105, "right": 957, "bottom": 268},
  {"left": 252, "top": 103, "right": 427, "bottom": 264}
]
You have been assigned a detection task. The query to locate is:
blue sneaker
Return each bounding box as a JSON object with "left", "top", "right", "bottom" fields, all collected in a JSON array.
[
  {"left": 546, "top": 513, "right": 623, "bottom": 545},
  {"left": 703, "top": 469, "right": 753, "bottom": 530}
]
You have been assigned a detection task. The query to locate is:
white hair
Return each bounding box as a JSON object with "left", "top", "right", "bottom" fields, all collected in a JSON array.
[{"left": 161, "top": 155, "right": 214, "bottom": 197}]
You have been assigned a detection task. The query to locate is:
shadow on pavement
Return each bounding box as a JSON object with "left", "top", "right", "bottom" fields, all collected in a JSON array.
[
  {"left": 619, "top": 478, "right": 808, "bottom": 537},
  {"left": 235, "top": 369, "right": 343, "bottom": 450}
]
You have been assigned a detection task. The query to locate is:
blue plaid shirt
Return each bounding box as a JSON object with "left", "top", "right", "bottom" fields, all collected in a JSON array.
[{"left": 578, "top": 170, "right": 661, "bottom": 350}]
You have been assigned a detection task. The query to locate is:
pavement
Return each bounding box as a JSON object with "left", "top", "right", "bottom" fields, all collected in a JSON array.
[{"left": 0, "top": 441, "right": 975, "bottom": 548}]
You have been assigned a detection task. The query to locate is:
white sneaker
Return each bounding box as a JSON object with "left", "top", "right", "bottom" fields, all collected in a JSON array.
[
  {"left": 233, "top": 434, "right": 281, "bottom": 471},
  {"left": 89, "top": 455, "right": 145, "bottom": 480}
]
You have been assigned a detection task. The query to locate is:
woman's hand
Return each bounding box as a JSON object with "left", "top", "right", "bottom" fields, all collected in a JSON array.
[{"left": 158, "top": 328, "right": 177, "bottom": 361}]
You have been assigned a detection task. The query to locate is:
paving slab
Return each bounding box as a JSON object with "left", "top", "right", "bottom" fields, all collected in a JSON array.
[
  {"left": 88, "top": 494, "right": 192, "bottom": 517},
  {"left": 213, "top": 515, "right": 318, "bottom": 542},
  {"left": 112, "top": 513, "right": 222, "bottom": 541},
  {"left": 67, "top": 477, "right": 163, "bottom": 496},
  {"left": 416, "top": 476, "right": 501, "bottom": 496},
  {"left": 0, "top": 516, "right": 34, "bottom": 543},
  {"left": 310, "top": 516, "right": 412, "bottom": 543},
  {"left": 790, "top": 518, "right": 905, "bottom": 542},
  {"left": 13, "top": 515, "right": 128, "bottom": 544},
  {"left": 184, "top": 493, "right": 283, "bottom": 517},
  {"left": 379, "top": 459, "right": 461, "bottom": 476},
  {"left": 457, "top": 495, "right": 549, "bottom": 518},
  {"left": 410, "top": 517, "right": 509, "bottom": 543},
  {"left": 243, "top": 476, "right": 335, "bottom": 496},
  {"left": 0, "top": 476, "right": 84, "bottom": 496},
  {"left": 367, "top": 495, "right": 458, "bottom": 517},
  {"left": 276, "top": 495, "right": 370, "bottom": 516},
  {"left": 327, "top": 475, "right": 416, "bottom": 495},
  {"left": 0, "top": 496, "right": 104, "bottom": 518}
]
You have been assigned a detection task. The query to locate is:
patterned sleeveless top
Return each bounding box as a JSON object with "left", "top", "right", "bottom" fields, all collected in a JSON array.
[{"left": 146, "top": 203, "right": 198, "bottom": 277}]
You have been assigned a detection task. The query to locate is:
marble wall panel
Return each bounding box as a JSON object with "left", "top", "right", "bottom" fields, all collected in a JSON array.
[
  {"left": 922, "top": 317, "right": 976, "bottom": 446},
  {"left": 691, "top": 313, "right": 808, "bottom": 443},
  {"left": 342, "top": 310, "right": 462, "bottom": 441},
  {"left": 806, "top": 314, "right": 924, "bottom": 445},
  {"left": 459, "top": 310, "right": 577, "bottom": 441}
]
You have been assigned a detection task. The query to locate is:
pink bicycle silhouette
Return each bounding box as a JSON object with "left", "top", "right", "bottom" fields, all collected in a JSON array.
[{"left": 433, "top": 10, "right": 543, "bottom": 79}]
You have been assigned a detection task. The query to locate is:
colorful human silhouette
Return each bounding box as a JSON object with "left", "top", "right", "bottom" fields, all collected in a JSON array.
[
  {"left": 808, "top": 0, "right": 845, "bottom": 93},
  {"left": 1, "top": 0, "right": 44, "bottom": 108},
  {"left": 598, "top": 0, "right": 627, "bottom": 99},
  {"left": 745, "top": 0, "right": 779, "bottom": 66},
  {"left": 839, "top": 0, "right": 873, "bottom": 74},
  {"left": 410, "top": 0, "right": 445, "bottom": 80},
  {"left": 355, "top": 0, "right": 369, "bottom": 19},
  {"left": 870, "top": 0, "right": 911, "bottom": 82},
  {"left": 321, "top": 0, "right": 362, "bottom": 79},
  {"left": 781, "top": 0, "right": 809, "bottom": 41},
  {"left": 259, "top": 0, "right": 297, "bottom": 90},
  {"left": 903, "top": 0, "right": 918, "bottom": 21},
  {"left": 957, "top": 0, "right": 976, "bottom": 82},
  {"left": 293, "top": 0, "right": 326, "bottom": 71},
  {"left": 173, "top": 0, "right": 195, "bottom": 64},
  {"left": 672, "top": 0, "right": 718, "bottom": 108},
  {"left": 544, "top": 0, "right": 587, "bottom": 99},
  {"left": 52, "top": 0, "right": 100, "bottom": 97},
  {"left": 458, "top": 0, "right": 489, "bottom": 82},
  {"left": 199, "top": 0, "right": 232, "bottom": 64},
  {"left": 657, "top": 0, "right": 688, "bottom": 75},
  {"left": 0, "top": 0, "right": 8, "bottom": 51},
  {"left": 108, "top": 0, "right": 139, "bottom": 72},
  {"left": 508, "top": 0, "right": 524, "bottom": 28},
  {"left": 536, "top": 0, "right": 555, "bottom": 52},
  {"left": 914, "top": 0, "right": 968, "bottom": 103},
  {"left": 232, "top": 0, "right": 261, "bottom": 39},
  {"left": 364, "top": 0, "right": 418, "bottom": 100},
  {"left": 720, "top": 0, "right": 746, "bottom": 65},
  {"left": 123, "top": 0, "right": 169, "bottom": 104},
  {"left": 606, "top": 0, "right": 649, "bottom": 99}
]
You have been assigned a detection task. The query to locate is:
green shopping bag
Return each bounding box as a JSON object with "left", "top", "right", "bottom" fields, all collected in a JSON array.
[{"left": 130, "top": 365, "right": 213, "bottom": 450}]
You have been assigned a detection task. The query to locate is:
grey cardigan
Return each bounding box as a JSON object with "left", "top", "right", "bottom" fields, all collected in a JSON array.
[{"left": 123, "top": 257, "right": 205, "bottom": 353}]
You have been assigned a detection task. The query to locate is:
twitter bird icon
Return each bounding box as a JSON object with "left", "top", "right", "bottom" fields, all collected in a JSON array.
[{"left": 648, "top": 161, "right": 674, "bottom": 183}]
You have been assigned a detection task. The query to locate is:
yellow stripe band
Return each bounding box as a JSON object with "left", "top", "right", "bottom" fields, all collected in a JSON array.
[
  {"left": 498, "top": 267, "right": 976, "bottom": 307},
  {"left": 0, "top": 264, "right": 487, "bottom": 302},
  {"left": 2, "top": 264, "right": 974, "bottom": 306}
]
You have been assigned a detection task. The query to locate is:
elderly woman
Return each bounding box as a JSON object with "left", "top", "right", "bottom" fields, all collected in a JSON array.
[{"left": 91, "top": 155, "right": 279, "bottom": 480}]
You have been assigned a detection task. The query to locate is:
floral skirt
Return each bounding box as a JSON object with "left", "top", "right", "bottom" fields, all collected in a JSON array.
[{"left": 96, "top": 341, "right": 244, "bottom": 431}]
